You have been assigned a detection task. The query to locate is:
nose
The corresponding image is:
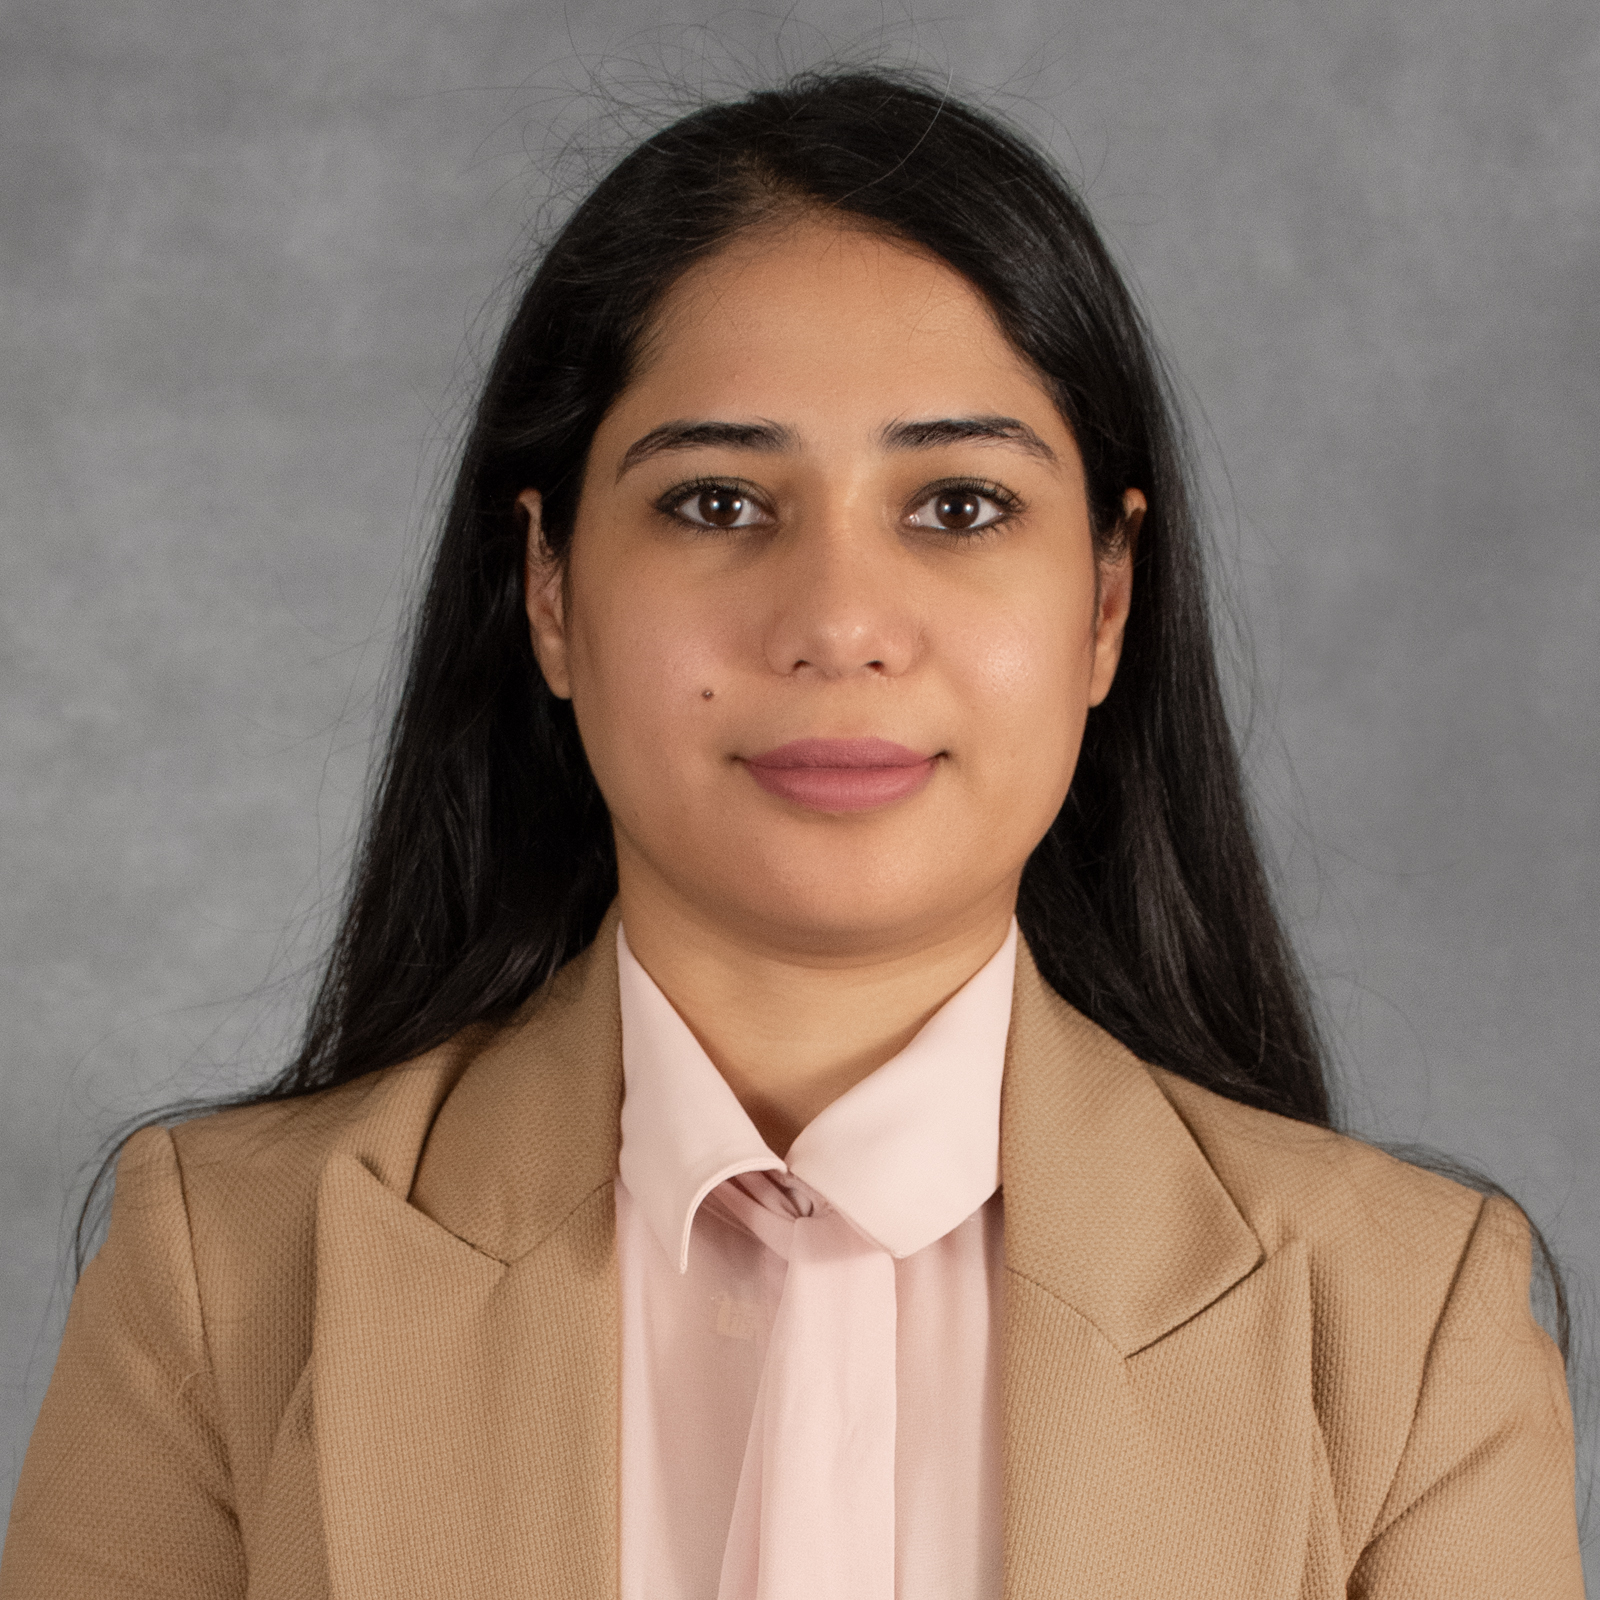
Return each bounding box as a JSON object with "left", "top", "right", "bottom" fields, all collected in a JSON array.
[{"left": 760, "top": 519, "right": 920, "bottom": 680}]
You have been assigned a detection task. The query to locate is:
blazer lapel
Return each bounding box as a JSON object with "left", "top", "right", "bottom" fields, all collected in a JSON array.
[
  {"left": 1000, "top": 947, "right": 1319, "bottom": 1599},
  {"left": 311, "top": 917, "right": 625, "bottom": 1600}
]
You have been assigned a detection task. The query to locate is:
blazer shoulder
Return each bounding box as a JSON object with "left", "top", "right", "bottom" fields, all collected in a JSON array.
[
  {"left": 1143, "top": 1066, "right": 1570, "bottom": 1572},
  {"left": 152, "top": 924, "right": 620, "bottom": 1329},
  {"left": 169, "top": 1035, "right": 479, "bottom": 1208},
  {"left": 151, "top": 1032, "right": 487, "bottom": 1347},
  {"left": 1145, "top": 1065, "right": 1486, "bottom": 1269},
  {"left": 162, "top": 928, "right": 620, "bottom": 1220}
]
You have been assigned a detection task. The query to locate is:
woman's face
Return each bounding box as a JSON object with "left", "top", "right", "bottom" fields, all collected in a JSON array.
[{"left": 523, "top": 215, "right": 1138, "bottom": 959}]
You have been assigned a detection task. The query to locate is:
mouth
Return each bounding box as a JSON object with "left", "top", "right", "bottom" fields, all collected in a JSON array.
[{"left": 741, "top": 737, "right": 940, "bottom": 813}]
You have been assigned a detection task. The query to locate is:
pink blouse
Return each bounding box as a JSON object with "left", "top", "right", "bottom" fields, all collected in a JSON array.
[{"left": 614, "top": 921, "right": 1017, "bottom": 1600}]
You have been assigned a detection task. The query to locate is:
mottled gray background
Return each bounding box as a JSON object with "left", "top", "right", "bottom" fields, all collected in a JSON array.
[{"left": 3, "top": 0, "right": 1596, "bottom": 1571}]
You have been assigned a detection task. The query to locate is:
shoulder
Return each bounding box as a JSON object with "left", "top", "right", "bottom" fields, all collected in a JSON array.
[
  {"left": 1146, "top": 1064, "right": 1490, "bottom": 1272},
  {"left": 112, "top": 1030, "right": 486, "bottom": 1382},
  {"left": 112, "top": 927, "right": 620, "bottom": 1316},
  {"left": 1145, "top": 1069, "right": 1554, "bottom": 1438},
  {"left": 161, "top": 925, "right": 620, "bottom": 1219},
  {"left": 162, "top": 1036, "right": 478, "bottom": 1244},
  {"left": 1009, "top": 950, "right": 1505, "bottom": 1315},
  {"left": 1143, "top": 1066, "right": 1566, "bottom": 1552}
]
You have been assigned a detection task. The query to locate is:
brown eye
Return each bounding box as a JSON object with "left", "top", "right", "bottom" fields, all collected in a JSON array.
[
  {"left": 906, "top": 485, "right": 1011, "bottom": 533},
  {"left": 936, "top": 490, "right": 982, "bottom": 529},
  {"left": 698, "top": 487, "right": 745, "bottom": 526},
  {"left": 672, "top": 484, "right": 768, "bottom": 529}
]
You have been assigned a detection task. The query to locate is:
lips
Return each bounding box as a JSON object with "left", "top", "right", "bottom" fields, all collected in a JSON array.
[{"left": 742, "top": 738, "right": 939, "bottom": 812}]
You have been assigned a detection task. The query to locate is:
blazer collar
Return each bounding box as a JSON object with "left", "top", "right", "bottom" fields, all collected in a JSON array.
[
  {"left": 345, "top": 910, "right": 1265, "bottom": 1344},
  {"left": 406, "top": 906, "right": 626, "bottom": 1260},
  {"left": 999, "top": 946, "right": 1316, "bottom": 1599},
  {"left": 1000, "top": 938, "right": 1263, "bottom": 1356}
]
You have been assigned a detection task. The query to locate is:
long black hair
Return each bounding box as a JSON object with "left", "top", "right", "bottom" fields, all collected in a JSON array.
[{"left": 78, "top": 68, "right": 1571, "bottom": 1357}]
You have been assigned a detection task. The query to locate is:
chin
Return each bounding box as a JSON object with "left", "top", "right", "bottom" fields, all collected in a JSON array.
[{"left": 701, "top": 841, "right": 988, "bottom": 954}]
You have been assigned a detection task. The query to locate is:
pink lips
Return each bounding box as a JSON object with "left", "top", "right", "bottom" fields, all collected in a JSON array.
[{"left": 742, "top": 737, "right": 939, "bottom": 812}]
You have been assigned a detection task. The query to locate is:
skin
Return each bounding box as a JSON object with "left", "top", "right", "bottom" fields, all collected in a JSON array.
[{"left": 522, "top": 214, "right": 1143, "bottom": 1155}]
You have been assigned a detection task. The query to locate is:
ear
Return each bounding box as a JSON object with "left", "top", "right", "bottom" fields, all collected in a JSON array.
[
  {"left": 518, "top": 489, "right": 573, "bottom": 700},
  {"left": 1087, "top": 488, "right": 1144, "bottom": 707}
]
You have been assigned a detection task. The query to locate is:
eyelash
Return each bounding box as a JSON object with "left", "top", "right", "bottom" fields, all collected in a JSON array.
[
  {"left": 906, "top": 477, "right": 1023, "bottom": 535},
  {"left": 654, "top": 476, "right": 771, "bottom": 530},
  {"left": 654, "top": 475, "right": 1024, "bottom": 534}
]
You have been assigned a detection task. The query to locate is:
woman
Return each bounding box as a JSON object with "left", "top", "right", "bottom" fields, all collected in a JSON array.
[{"left": 0, "top": 68, "right": 1581, "bottom": 1599}]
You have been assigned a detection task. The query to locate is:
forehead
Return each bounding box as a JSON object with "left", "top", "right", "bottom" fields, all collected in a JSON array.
[{"left": 622, "top": 214, "right": 1056, "bottom": 421}]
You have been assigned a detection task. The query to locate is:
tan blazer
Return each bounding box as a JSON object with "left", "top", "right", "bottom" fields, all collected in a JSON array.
[{"left": 2, "top": 920, "right": 1581, "bottom": 1599}]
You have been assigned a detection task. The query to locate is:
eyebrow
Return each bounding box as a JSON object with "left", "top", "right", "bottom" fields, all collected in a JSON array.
[
  {"left": 614, "top": 412, "right": 1057, "bottom": 481},
  {"left": 616, "top": 419, "right": 797, "bottom": 480},
  {"left": 880, "top": 415, "right": 1057, "bottom": 462}
]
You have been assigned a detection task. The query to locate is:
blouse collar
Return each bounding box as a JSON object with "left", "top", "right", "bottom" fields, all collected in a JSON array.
[{"left": 616, "top": 919, "right": 1017, "bottom": 1272}]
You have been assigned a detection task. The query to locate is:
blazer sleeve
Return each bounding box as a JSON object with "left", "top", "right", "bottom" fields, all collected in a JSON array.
[
  {"left": 1347, "top": 1193, "right": 1584, "bottom": 1599},
  {"left": 0, "top": 1125, "right": 247, "bottom": 1600}
]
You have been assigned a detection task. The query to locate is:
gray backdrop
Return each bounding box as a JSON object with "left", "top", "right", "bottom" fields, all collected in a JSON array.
[{"left": 3, "top": 0, "right": 1596, "bottom": 1573}]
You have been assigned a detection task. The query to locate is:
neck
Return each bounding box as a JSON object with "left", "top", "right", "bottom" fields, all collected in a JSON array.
[{"left": 615, "top": 872, "right": 1017, "bottom": 1157}]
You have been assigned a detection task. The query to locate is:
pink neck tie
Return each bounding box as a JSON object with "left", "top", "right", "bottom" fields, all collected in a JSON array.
[{"left": 710, "top": 1179, "right": 898, "bottom": 1600}]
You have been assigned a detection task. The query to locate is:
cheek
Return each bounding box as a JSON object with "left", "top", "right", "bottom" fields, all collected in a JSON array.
[
  {"left": 950, "top": 582, "right": 1098, "bottom": 767},
  {"left": 967, "top": 625, "right": 1053, "bottom": 700},
  {"left": 565, "top": 563, "right": 732, "bottom": 790}
]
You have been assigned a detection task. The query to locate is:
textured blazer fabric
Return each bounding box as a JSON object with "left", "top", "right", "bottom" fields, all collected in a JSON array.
[{"left": 2, "top": 916, "right": 1583, "bottom": 1598}]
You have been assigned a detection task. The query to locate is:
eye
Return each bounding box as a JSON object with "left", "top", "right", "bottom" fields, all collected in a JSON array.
[
  {"left": 905, "top": 483, "right": 1015, "bottom": 533},
  {"left": 666, "top": 482, "right": 772, "bottom": 530}
]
